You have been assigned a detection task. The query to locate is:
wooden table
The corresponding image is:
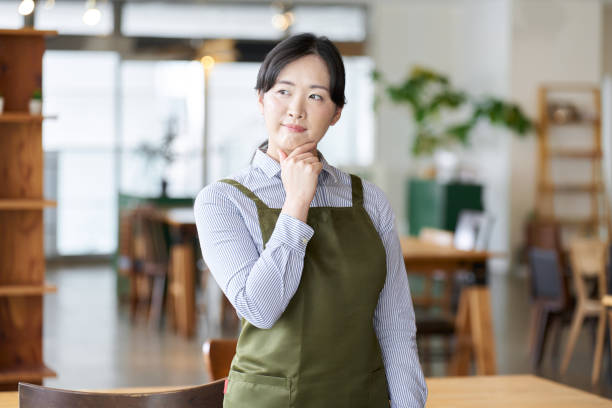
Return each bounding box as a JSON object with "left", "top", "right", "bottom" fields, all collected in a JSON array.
[
  {"left": 401, "top": 236, "right": 496, "bottom": 376},
  {"left": 158, "top": 208, "right": 198, "bottom": 338},
  {"left": 1, "top": 375, "right": 610, "bottom": 407}
]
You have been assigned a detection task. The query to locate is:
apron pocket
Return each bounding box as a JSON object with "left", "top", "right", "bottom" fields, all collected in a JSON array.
[
  {"left": 369, "top": 367, "right": 390, "bottom": 407},
  {"left": 224, "top": 370, "right": 291, "bottom": 408}
]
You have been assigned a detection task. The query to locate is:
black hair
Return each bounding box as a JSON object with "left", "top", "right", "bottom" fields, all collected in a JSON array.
[{"left": 255, "top": 33, "right": 347, "bottom": 108}]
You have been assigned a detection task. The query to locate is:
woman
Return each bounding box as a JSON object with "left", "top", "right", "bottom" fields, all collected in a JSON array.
[{"left": 195, "top": 33, "right": 427, "bottom": 408}]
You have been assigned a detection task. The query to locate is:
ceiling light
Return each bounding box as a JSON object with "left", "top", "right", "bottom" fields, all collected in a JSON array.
[
  {"left": 18, "top": 0, "right": 35, "bottom": 16},
  {"left": 83, "top": 0, "right": 101, "bottom": 26},
  {"left": 271, "top": 13, "right": 289, "bottom": 31},
  {"left": 200, "top": 56, "right": 215, "bottom": 71}
]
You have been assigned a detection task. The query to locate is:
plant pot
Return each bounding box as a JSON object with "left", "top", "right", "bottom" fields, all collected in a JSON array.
[
  {"left": 29, "top": 99, "right": 42, "bottom": 115},
  {"left": 0, "top": 97, "right": 4, "bottom": 114},
  {"left": 433, "top": 149, "right": 459, "bottom": 183}
]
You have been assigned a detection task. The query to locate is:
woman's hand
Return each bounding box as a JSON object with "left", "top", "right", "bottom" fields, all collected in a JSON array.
[{"left": 279, "top": 142, "right": 322, "bottom": 222}]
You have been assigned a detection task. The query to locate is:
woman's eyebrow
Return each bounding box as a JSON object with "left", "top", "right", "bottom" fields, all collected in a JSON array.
[{"left": 277, "top": 80, "right": 329, "bottom": 91}]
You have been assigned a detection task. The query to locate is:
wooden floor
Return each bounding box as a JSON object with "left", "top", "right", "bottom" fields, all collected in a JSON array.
[{"left": 41, "top": 262, "right": 612, "bottom": 400}]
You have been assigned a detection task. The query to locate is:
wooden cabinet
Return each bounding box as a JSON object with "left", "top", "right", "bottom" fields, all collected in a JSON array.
[{"left": 0, "top": 28, "right": 57, "bottom": 391}]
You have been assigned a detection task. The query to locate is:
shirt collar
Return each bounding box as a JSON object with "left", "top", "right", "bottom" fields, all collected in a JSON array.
[{"left": 252, "top": 147, "right": 339, "bottom": 183}]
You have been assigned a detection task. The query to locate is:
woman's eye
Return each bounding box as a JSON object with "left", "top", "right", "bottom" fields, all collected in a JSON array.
[
  {"left": 277, "top": 89, "right": 289, "bottom": 95},
  {"left": 309, "top": 94, "right": 323, "bottom": 101}
]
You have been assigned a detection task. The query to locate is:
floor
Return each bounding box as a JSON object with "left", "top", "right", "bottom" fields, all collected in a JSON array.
[{"left": 42, "top": 262, "right": 612, "bottom": 400}]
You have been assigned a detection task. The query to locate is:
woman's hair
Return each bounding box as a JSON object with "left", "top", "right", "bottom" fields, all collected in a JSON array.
[{"left": 255, "top": 33, "right": 347, "bottom": 108}]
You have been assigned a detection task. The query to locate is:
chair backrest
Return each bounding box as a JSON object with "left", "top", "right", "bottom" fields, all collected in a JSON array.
[
  {"left": 203, "top": 338, "right": 238, "bottom": 381},
  {"left": 19, "top": 380, "right": 225, "bottom": 408},
  {"left": 453, "top": 210, "right": 494, "bottom": 251},
  {"left": 569, "top": 238, "right": 608, "bottom": 301},
  {"left": 132, "top": 207, "right": 169, "bottom": 266},
  {"left": 528, "top": 248, "right": 568, "bottom": 306},
  {"left": 419, "top": 227, "right": 454, "bottom": 247}
]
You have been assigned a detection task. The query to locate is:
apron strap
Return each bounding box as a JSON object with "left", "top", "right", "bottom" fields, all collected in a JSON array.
[
  {"left": 350, "top": 174, "right": 364, "bottom": 207},
  {"left": 219, "top": 178, "right": 269, "bottom": 210}
]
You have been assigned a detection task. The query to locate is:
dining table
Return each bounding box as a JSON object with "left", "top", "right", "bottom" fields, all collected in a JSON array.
[
  {"left": 156, "top": 207, "right": 199, "bottom": 338},
  {"left": 1, "top": 375, "right": 610, "bottom": 407},
  {"left": 401, "top": 236, "right": 497, "bottom": 376}
]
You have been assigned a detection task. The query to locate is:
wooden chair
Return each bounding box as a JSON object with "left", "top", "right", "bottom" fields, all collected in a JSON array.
[
  {"left": 130, "top": 207, "right": 170, "bottom": 329},
  {"left": 560, "top": 238, "right": 608, "bottom": 376},
  {"left": 415, "top": 228, "right": 455, "bottom": 315},
  {"left": 413, "top": 228, "right": 456, "bottom": 373},
  {"left": 591, "top": 244, "right": 612, "bottom": 384},
  {"left": 19, "top": 380, "right": 225, "bottom": 408},
  {"left": 202, "top": 338, "right": 238, "bottom": 381},
  {"left": 527, "top": 248, "right": 572, "bottom": 368}
]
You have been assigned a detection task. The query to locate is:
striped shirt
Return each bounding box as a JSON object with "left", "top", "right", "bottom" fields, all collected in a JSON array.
[{"left": 194, "top": 148, "right": 427, "bottom": 407}]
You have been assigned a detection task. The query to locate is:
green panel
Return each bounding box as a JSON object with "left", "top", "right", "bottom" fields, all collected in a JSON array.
[
  {"left": 442, "top": 183, "right": 483, "bottom": 231},
  {"left": 115, "top": 193, "right": 195, "bottom": 300},
  {"left": 407, "top": 178, "right": 444, "bottom": 236},
  {"left": 407, "top": 179, "right": 483, "bottom": 236}
]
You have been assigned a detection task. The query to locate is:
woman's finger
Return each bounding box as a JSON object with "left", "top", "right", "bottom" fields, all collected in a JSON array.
[{"left": 287, "top": 142, "right": 317, "bottom": 158}]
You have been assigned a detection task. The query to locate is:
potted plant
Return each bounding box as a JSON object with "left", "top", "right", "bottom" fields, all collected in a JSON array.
[
  {"left": 29, "top": 88, "right": 42, "bottom": 115},
  {"left": 374, "top": 66, "right": 533, "bottom": 179},
  {"left": 137, "top": 116, "right": 178, "bottom": 197},
  {"left": 0, "top": 91, "right": 4, "bottom": 114}
]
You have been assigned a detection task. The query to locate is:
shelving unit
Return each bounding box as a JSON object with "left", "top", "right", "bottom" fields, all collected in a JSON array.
[
  {"left": 536, "top": 83, "right": 612, "bottom": 244},
  {"left": 0, "top": 28, "right": 57, "bottom": 391}
]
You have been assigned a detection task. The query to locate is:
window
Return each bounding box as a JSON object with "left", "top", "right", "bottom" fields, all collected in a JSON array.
[
  {"left": 0, "top": 3, "right": 23, "bottom": 29},
  {"left": 120, "top": 60, "right": 205, "bottom": 197},
  {"left": 43, "top": 51, "right": 119, "bottom": 255},
  {"left": 36, "top": 1, "right": 113, "bottom": 35},
  {"left": 122, "top": 3, "right": 280, "bottom": 39}
]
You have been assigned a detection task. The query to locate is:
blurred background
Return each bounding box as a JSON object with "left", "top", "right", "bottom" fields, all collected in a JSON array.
[{"left": 1, "top": 0, "right": 612, "bottom": 401}]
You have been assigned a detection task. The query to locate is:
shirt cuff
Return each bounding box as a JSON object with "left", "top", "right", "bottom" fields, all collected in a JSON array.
[{"left": 268, "top": 213, "right": 314, "bottom": 253}]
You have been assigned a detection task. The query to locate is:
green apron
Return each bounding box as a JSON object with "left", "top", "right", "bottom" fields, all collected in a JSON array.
[{"left": 220, "top": 175, "right": 389, "bottom": 408}]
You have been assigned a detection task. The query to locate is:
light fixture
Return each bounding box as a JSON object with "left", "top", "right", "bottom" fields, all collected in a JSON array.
[
  {"left": 44, "top": 0, "right": 55, "bottom": 10},
  {"left": 270, "top": 1, "right": 295, "bottom": 32},
  {"left": 200, "top": 55, "right": 215, "bottom": 71},
  {"left": 271, "top": 13, "right": 289, "bottom": 31},
  {"left": 18, "top": 0, "right": 35, "bottom": 16},
  {"left": 82, "top": 0, "right": 101, "bottom": 26}
]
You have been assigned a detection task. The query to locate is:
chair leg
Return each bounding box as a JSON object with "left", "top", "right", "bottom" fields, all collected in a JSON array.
[
  {"left": 551, "top": 317, "right": 564, "bottom": 366},
  {"left": 149, "top": 274, "right": 167, "bottom": 330},
  {"left": 533, "top": 309, "right": 551, "bottom": 369},
  {"left": 561, "top": 306, "right": 585, "bottom": 375},
  {"left": 591, "top": 309, "right": 606, "bottom": 384},
  {"left": 528, "top": 305, "right": 541, "bottom": 352}
]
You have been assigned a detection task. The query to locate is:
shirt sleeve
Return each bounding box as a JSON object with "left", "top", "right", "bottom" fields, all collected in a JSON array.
[
  {"left": 370, "top": 188, "right": 428, "bottom": 407},
  {"left": 194, "top": 183, "right": 313, "bottom": 329}
]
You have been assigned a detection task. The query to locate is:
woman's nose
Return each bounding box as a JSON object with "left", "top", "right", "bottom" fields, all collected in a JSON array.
[{"left": 287, "top": 98, "right": 305, "bottom": 119}]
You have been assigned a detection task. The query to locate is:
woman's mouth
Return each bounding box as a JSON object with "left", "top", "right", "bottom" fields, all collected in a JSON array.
[{"left": 283, "top": 124, "right": 306, "bottom": 132}]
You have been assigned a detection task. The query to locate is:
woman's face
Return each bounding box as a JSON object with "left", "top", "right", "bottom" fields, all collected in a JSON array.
[{"left": 258, "top": 54, "right": 342, "bottom": 160}]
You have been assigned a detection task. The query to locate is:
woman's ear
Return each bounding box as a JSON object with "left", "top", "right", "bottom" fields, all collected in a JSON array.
[
  {"left": 257, "top": 92, "right": 264, "bottom": 114},
  {"left": 330, "top": 106, "right": 343, "bottom": 126}
]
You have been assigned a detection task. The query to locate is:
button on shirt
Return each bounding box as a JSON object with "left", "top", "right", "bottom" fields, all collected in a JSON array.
[{"left": 194, "top": 148, "right": 427, "bottom": 408}]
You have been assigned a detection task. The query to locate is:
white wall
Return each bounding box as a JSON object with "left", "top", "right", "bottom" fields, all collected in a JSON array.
[
  {"left": 508, "top": 0, "right": 602, "bottom": 253},
  {"left": 369, "top": 0, "right": 512, "bottom": 270},
  {"left": 369, "top": 0, "right": 604, "bottom": 269},
  {"left": 604, "top": 4, "right": 612, "bottom": 75},
  {"left": 368, "top": 0, "right": 459, "bottom": 236}
]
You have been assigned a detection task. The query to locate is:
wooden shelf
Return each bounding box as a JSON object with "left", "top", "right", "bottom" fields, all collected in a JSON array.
[
  {"left": 0, "top": 112, "right": 57, "bottom": 123},
  {"left": 0, "top": 29, "right": 57, "bottom": 37},
  {"left": 0, "top": 200, "right": 57, "bottom": 210},
  {"left": 547, "top": 149, "right": 602, "bottom": 159},
  {"left": 0, "top": 284, "right": 56, "bottom": 297},
  {"left": 540, "top": 184, "right": 602, "bottom": 193},
  {"left": 0, "top": 364, "right": 56, "bottom": 383},
  {"left": 547, "top": 118, "right": 600, "bottom": 126},
  {"left": 539, "top": 216, "right": 601, "bottom": 226},
  {"left": 541, "top": 83, "right": 600, "bottom": 93}
]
